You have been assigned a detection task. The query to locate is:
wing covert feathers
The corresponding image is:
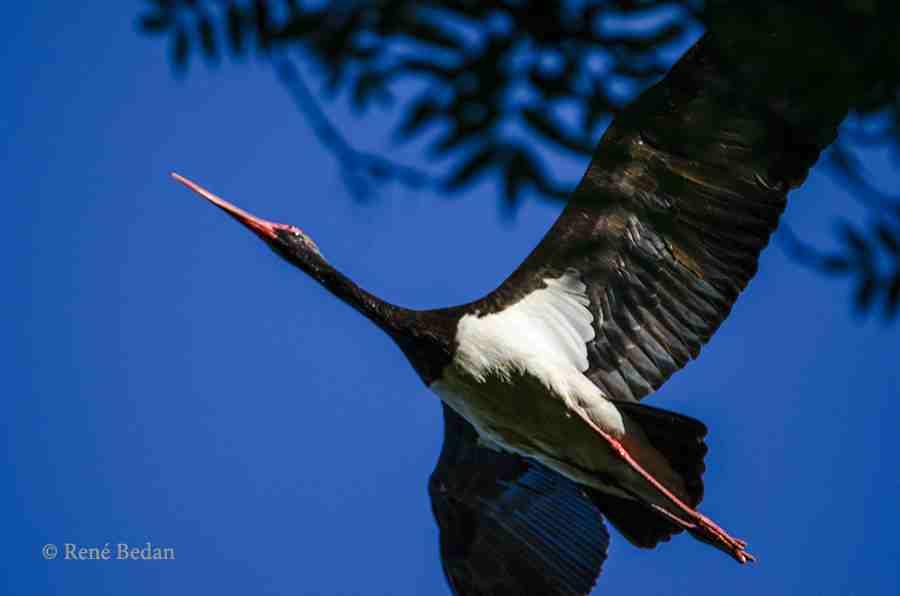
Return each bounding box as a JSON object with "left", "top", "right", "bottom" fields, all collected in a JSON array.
[{"left": 478, "top": 32, "right": 849, "bottom": 403}]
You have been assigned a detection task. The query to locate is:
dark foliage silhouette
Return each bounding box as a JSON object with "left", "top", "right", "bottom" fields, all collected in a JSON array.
[{"left": 139, "top": 0, "right": 900, "bottom": 320}]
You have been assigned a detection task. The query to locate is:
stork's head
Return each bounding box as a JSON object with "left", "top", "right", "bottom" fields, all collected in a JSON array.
[{"left": 172, "top": 172, "right": 323, "bottom": 268}]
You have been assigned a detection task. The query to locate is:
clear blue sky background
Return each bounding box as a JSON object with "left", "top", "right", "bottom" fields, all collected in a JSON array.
[{"left": 6, "top": 3, "right": 899, "bottom": 595}]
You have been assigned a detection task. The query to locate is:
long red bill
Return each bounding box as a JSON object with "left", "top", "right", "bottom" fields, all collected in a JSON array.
[{"left": 171, "top": 172, "right": 281, "bottom": 240}]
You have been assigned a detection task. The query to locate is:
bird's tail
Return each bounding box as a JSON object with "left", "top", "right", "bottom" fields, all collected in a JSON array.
[
  {"left": 584, "top": 401, "right": 752, "bottom": 563},
  {"left": 588, "top": 401, "right": 708, "bottom": 548}
]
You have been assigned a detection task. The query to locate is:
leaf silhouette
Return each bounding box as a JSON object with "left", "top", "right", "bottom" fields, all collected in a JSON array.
[
  {"left": 139, "top": 12, "right": 171, "bottom": 33},
  {"left": 226, "top": 3, "right": 247, "bottom": 56},
  {"left": 171, "top": 25, "right": 190, "bottom": 75},
  {"left": 446, "top": 145, "right": 499, "bottom": 190},
  {"left": 198, "top": 14, "right": 218, "bottom": 62}
]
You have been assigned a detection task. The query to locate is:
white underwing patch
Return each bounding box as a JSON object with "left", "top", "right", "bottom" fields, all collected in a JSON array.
[
  {"left": 454, "top": 270, "right": 595, "bottom": 380},
  {"left": 434, "top": 271, "right": 625, "bottom": 440}
]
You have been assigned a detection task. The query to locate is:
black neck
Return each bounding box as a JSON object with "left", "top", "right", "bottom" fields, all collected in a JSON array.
[
  {"left": 299, "top": 252, "right": 397, "bottom": 329},
  {"left": 299, "top": 252, "right": 457, "bottom": 384}
]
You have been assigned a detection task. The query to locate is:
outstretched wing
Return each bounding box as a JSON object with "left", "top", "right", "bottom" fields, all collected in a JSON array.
[
  {"left": 478, "top": 32, "right": 848, "bottom": 402},
  {"left": 429, "top": 404, "right": 609, "bottom": 596}
]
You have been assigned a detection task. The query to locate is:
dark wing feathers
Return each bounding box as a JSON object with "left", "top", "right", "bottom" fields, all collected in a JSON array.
[
  {"left": 429, "top": 404, "right": 609, "bottom": 596},
  {"left": 479, "top": 33, "right": 846, "bottom": 402}
]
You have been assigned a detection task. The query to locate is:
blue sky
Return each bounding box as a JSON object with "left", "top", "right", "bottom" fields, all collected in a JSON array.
[{"left": 6, "top": 3, "right": 899, "bottom": 595}]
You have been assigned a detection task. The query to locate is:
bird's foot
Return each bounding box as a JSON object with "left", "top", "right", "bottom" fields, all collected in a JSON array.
[
  {"left": 690, "top": 511, "right": 755, "bottom": 564},
  {"left": 650, "top": 503, "right": 754, "bottom": 563}
]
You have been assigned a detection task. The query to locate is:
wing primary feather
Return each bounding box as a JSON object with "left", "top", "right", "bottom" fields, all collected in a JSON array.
[{"left": 456, "top": 32, "right": 847, "bottom": 403}]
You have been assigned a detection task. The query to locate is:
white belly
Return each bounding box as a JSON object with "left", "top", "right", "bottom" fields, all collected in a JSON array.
[{"left": 431, "top": 362, "right": 624, "bottom": 464}]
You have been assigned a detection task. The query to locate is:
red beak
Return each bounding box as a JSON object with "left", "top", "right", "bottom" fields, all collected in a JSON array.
[{"left": 171, "top": 172, "right": 281, "bottom": 240}]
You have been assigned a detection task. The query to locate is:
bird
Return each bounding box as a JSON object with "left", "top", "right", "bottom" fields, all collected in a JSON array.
[{"left": 173, "top": 31, "right": 847, "bottom": 595}]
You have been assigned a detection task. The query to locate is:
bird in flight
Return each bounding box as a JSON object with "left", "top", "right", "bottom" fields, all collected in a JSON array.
[{"left": 173, "top": 32, "right": 843, "bottom": 595}]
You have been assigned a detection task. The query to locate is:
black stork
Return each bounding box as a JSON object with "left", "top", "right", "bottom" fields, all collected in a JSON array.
[{"left": 173, "top": 33, "right": 846, "bottom": 595}]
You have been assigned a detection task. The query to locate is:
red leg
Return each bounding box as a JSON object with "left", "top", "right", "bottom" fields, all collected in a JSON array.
[{"left": 586, "top": 419, "right": 755, "bottom": 564}]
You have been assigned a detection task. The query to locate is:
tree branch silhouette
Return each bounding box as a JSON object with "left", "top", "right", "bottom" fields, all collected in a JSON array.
[
  {"left": 138, "top": 0, "right": 900, "bottom": 320},
  {"left": 273, "top": 57, "right": 430, "bottom": 200}
]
